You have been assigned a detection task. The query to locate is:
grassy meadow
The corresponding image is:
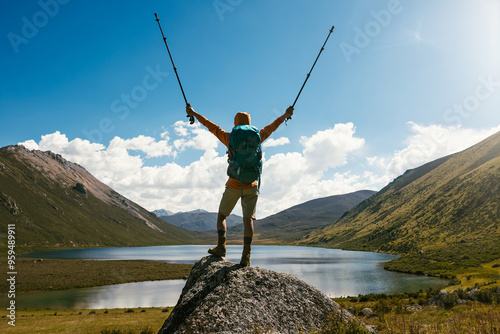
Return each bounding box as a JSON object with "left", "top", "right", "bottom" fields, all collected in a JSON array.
[
  {"left": 0, "top": 307, "right": 171, "bottom": 334},
  {"left": 2, "top": 290, "right": 499, "bottom": 333},
  {"left": 0, "top": 257, "right": 193, "bottom": 293},
  {"left": 331, "top": 288, "right": 500, "bottom": 334}
]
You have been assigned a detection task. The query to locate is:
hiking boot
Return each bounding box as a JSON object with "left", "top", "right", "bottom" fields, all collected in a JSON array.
[
  {"left": 240, "top": 244, "right": 251, "bottom": 267},
  {"left": 208, "top": 236, "right": 226, "bottom": 257}
]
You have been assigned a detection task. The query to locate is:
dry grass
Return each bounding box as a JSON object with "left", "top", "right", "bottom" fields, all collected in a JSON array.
[
  {"left": 1, "top": 302, "right": 498, "bottom": 333},
  {"left": 378, "top": 304, "right": 500, "bottom": 334},
  {"left": 0, "top": 307, "right": 171, "bottom": 334},
  {"left": 333, "top": 292, "right": 500, "bottom": 334}
]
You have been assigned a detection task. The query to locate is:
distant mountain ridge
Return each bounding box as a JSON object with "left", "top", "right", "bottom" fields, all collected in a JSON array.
[
  {"left": 302, "top": 131, "right": 500, "bottom": 274},
  {"left": 159, "top": 211, "right": 242, "bottom": 232},
  {"left": 153, "top": 209, "right": 209, "bottom": 217},
  {"left": 153, "top": 209, "right": 175, "bottom": 217},
  {"left": 0, "top": 145, "right": 208, "bottom": 251},
  {"left": 229, "top": 190, "right": 376, "bottom": 243}
]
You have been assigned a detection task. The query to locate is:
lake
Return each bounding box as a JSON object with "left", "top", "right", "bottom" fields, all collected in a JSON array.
[{"left": 14, "top": 245, "right": 447, "bottom": 309}]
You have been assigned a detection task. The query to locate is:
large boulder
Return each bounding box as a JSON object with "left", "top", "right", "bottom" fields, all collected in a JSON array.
[{"left": 158, "top": 256, "right": 376, "bottom": 333}]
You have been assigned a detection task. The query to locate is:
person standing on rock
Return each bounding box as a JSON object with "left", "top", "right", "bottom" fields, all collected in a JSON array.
[{"left": 186, "top": 104, "right": 293, "bottom": 266}]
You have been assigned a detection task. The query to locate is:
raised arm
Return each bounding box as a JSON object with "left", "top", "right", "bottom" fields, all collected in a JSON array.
[
  {"left": 260, "top": 106, "right": 294, "bottom": 142},
  {"left": 186, "top": 104, "right": 230, "bottom": 146}
]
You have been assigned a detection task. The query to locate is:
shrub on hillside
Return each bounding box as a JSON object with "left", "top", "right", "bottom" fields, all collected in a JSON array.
[
  {"left": 475, "top": 289, "right": 494, "bottom": 304},
  {"left": 438, "top": 292, "right": 459, "bottom": 309},
  {"left": 317, "top": 314, "right": 371, "bottom": 334}
]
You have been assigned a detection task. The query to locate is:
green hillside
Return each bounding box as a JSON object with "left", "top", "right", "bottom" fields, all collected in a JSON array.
[
  {"left": 0, "top": 146, "right": 208, "bottom": 253},
  {"left": 229, "top": 190, "right": 375, "bottom": 243},
  {"left": 302, "top": 131, "right": 500, "bottom": 282}
]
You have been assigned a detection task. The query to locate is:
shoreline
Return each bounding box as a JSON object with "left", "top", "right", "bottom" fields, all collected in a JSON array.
[{"left": 0, "top": 257, "right": 193, "bottom": 294}]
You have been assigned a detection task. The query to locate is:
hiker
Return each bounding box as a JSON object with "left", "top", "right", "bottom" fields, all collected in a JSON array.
[{"left": 186, "top": 104, "right": 294, "bottom": 266}]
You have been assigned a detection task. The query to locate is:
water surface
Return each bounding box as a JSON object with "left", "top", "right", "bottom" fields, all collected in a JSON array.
[{"left": 13, "top": 245, "right": 447, "bottom": 309}]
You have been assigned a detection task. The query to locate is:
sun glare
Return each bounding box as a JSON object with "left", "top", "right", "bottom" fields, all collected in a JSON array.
[{"left": 467, "top": 0, "right": 500, "bottom": 70}]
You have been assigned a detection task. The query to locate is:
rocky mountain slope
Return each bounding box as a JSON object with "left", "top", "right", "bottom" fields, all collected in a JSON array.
[
  {"left": 158, "top": 256, "right": 376, "bottom": 334},
  {"left": 230, "top": 190, "right": 376, "bottom": 243},
  {"left": 0, "top": 145, "right": 208, "bottom": 251},
  {"left": 302, "top": 131, "right": 500, "bottom": 274}
]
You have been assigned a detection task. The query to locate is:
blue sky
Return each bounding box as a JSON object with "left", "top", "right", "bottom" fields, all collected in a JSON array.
[{"left": 1, "top": 0, "right": 499, "bottom": 218}]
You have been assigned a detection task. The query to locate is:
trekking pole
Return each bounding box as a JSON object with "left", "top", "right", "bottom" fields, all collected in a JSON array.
[
  {"left": 288, "top": 25, "right": 335, "bottom": 122},
  {"left": 154, "top": 13, "right": 194, "bottom": 125}
]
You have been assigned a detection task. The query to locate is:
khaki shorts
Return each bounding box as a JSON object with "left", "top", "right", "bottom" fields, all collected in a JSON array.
[{"left": 218, "top": 187, "right": 259, "bottom": 219}]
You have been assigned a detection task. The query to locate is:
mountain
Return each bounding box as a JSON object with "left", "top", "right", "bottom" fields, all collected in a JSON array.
[
  {"left": 229, "top": 190, "right": 376, "bottom": 243},
  {"left": 302, "top": 131, "right": 500, "bottom": 275},
  {"left": 153, "top": 209, "right": 209, "bottom": 217},
  {"left": 0, "top": 145, "right": 208, "bottom": 252},
  {"left": 153, "top": 209, "right": 175, "bottom": 217},
  {"left": 159, "top": 211, "right": 243, "bottom": 232}
]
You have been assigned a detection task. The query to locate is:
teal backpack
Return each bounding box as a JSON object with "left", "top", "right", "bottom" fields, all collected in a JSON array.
[{"left": 227, "top": 125, "right": 262, "bottom": 187}]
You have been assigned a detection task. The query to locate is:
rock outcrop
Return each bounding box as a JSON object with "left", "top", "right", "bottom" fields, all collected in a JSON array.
[
  {"left": 73, "top": 182, "right": 88, "bottom": 197},
  {"left": 158, "top": 256, "right": 376, "bottom": 334},
  {"left": 0, "top": 193, "right": 22, "bottom": 215}
]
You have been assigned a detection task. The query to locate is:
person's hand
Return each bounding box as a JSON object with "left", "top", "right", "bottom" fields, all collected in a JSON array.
[
  {"left": 186, "top": 103, "right": 196, "bottom": 117},
  {"left": 285, "top": 106, "right": 294, "bottom": 118}
]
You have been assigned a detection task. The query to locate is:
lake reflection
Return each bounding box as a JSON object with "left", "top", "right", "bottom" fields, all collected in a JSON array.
[
  {"left": 12, "top": 280, "right": 186, "bottom": 309},
  {"left": 15, "top": 245, "right": 447, "bottom": 309}
]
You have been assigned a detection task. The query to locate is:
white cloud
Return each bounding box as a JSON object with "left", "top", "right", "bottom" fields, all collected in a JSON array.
[
  {"left": 258, "top": 123, "right": 367, "bottom": 215},
  {"left": 160, "top": 130, "right": 169, "bottom": 139},
  {"left": 384, "top": 122, "right": 500, "bottom": 179},
  {"left": 18, "top": 127, "right": 227, "bottom": 214},
  {"left": 18, "top": 139, "right": 39, "bottom": 150},
  {"left": 366, "top": 156, "right": 386, "bottom": 168},
  {"left": 173, "top": 121, "right": 189, "bottom": 137},
  {"left": 17, "top": 122, "right": 499, "bottom": 219},
  {"left": 108, "top": 135, "right": 174, "bottom": 158},
  {"left": 300, "top": 123, "right": 365, "bottom": 172},
  {"left": 173, "top": 121, "right": 219, "bottom": 153},
  {"left": 262, "top": 137, "right": 290, "bottom": 148},
  {"left": 17, "top": 122, "right": 367, "bottom": 217}
]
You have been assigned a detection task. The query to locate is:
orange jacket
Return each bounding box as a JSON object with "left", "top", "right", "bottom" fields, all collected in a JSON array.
[{"left": 194, "top": 111, "right": 288, "bottom": 190}]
